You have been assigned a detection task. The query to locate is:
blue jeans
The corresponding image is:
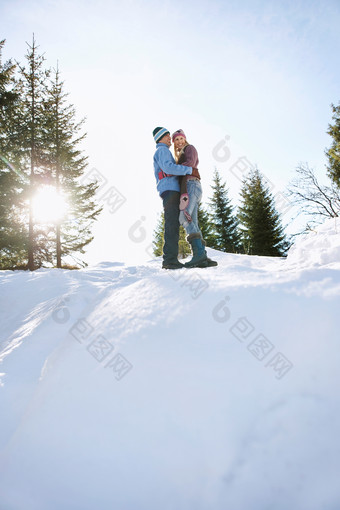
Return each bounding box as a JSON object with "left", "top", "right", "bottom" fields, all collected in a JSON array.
[{"left": 179, "top": 179, "right": 202, "bottom": 236}]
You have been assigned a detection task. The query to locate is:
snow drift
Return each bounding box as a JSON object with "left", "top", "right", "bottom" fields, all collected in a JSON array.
[{"left": 1, "top": 218, "right": 340, "bottom": 510}]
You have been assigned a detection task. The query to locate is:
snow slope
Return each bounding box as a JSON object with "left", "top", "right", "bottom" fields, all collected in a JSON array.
[{"left": 1, "top": 218, "right": 340, "bottom": 510}]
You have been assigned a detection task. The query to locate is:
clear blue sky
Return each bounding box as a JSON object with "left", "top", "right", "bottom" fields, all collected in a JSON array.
[{"left": 1, "top": 0, "right": 340, "bottom": 264}]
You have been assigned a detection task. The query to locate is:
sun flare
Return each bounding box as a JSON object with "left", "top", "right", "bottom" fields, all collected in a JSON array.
[{"left": 32, "top": 186, "right": 69, "bottom": 223}]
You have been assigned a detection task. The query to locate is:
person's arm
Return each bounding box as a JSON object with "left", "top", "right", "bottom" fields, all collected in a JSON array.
[{"left": 156, "top": 147, "right": 192, "bottom": 176}]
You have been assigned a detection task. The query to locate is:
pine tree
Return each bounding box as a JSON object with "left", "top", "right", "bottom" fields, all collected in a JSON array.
[
  {"left": 208, "top": 168, "right": 240, "bottom": 252},
  {"left": 178, "top": 225, "right": 191, "bottom": 259},
  {"left": 0, "top": 39, "right": 27, "bottom": 268},
  {"left": 238, "top": 168, "right": 288, "bottom": 256},
  {"left": 43, "top": 65, "right": 101, "bottom": 267},
  {"left": 0, "top": 40, "right": 18, "bottom": 109},
  {"left": 197, "top": 203, "right": 215, "bottom": 246},
  {"left": 326, "top": 102, "right": 340, "bottom": 188},
  {"left": 0, "top": 170, "right": 28, "bottom": 268},
  {"left": 16, "top": 35, "right": 51, "bottom": 270},
  {"left": 1, "top": 38, "right": 102, "bottom": 269},
  {"left": 152, "top": 213, "right": 164, "bottom": 257}
]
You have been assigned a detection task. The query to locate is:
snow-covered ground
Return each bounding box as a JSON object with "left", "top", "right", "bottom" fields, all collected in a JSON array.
[{"left": 1, "top": 218, "right": 340, "bottom": 510}]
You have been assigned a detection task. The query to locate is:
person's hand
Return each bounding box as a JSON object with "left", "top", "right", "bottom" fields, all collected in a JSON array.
[
  {"left": 179, "top": 193, "right": 189, "bottom": 211},
  {"left": 191, "top": 167, "right": 200, "bottom": 178}
]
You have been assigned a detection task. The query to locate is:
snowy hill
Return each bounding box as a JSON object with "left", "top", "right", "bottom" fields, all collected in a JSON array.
[{"left": 1, "top": 219, "right": 340, "bottom": 510}]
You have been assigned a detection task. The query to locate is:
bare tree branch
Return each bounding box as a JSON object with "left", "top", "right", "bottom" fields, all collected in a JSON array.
[{"left": 287, "top": 163, "right": 340, "bottom": 227}]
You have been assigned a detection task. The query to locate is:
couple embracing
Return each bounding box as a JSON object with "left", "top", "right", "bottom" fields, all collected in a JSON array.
[{"left": 152, "top": 126, "right": 217, "bottom": 269}]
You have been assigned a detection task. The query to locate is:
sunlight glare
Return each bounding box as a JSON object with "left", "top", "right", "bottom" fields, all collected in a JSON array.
[{"left": 32, "top": 186, "right": 68, "bottom": 223}]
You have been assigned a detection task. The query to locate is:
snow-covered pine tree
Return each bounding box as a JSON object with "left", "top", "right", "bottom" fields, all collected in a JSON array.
[
  {"left": 208, "top": 168, "right": 240, "bottom": 252},
  {"left": 326, "top": 102, "right": 340, "bottom": 188},
  {"left": 44, "top": 65, "right": 102, "bottom": 268},
  {"left": 238, "top": 168, "right": 288, "bottom": 256}
]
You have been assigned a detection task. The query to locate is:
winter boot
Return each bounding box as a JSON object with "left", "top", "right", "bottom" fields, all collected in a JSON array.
[
  {"left": 162, "top": 261, "right": 184, "bottom": 269},
  {"left": 185, "top": 233, "right": 209, "bottom": 268},
  {"left": 201, "top": 239, "right": 218, "bottom": 267}
]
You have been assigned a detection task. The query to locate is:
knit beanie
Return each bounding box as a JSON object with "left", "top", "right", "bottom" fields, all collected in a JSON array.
[
  {"left": 153, "top": 127, "right": 170, "bottom": 143},
  {"left": 172, "top": 129, "right": 186, "bottom": 142}
]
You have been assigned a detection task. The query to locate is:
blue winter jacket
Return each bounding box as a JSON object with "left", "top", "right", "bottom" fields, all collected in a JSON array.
[{"left": 153, "top": 143, "right": 192, "bottom": 196}]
